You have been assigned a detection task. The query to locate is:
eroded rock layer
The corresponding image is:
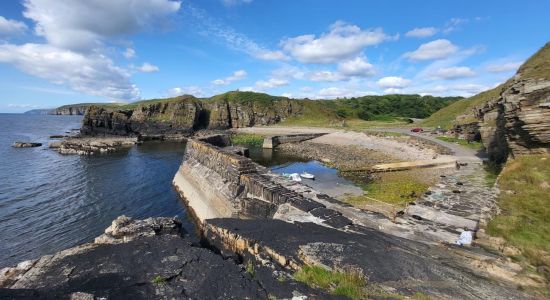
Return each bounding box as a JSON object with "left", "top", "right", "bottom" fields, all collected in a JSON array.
[{"left": 81, "top": 95, "right": 304, "bottom": 139}]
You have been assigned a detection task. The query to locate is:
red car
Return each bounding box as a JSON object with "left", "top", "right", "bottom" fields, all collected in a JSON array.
[{"left": 410, "top": 127, "right": 424, "bottom": 133}]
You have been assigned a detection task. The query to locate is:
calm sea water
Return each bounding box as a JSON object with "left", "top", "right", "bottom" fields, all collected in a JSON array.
[
  {"left": 0, "top": 114, "right": 359, "bottom": 268},
  {"left": 0, "top": 114, "right": 194, "bottom": 268}
]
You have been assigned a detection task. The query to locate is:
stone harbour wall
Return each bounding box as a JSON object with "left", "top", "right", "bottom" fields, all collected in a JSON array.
[{"left": 172, "top": 135, "right": 352, "bottom": 228}]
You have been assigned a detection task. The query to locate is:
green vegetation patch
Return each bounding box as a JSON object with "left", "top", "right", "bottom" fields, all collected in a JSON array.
[
  {"left": 436, "top": 136, "right": 484, "bottom": 150},
  {"left": 422, "top": 85, "right": 504, "bottom": 129},
  {"left": 294, "top": 265, "right": 423, "bottom": 299},
  {"left": 347, "top": 171, "right": 430, "bottom": 208},
  {"left": 294, "top": 265, "right": 367, "bottom": 299},
  {"left": 487, "top": 154, "right": 550, "bottom": 270},
  {"left": 517, "top": 42, "right": 550, "bottom": 80},
  {"left": 151, "top": 275, "right": 166, "bottom": 284},
  {"left": 230, "top": 133, "right": 264, "bottom": 147}
]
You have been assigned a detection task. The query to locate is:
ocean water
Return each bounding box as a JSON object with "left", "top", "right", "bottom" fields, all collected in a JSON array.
[
  {"left": 0, "top": 114, "right": 360, "bottom": 268},
  {"left": 0, "top": 114, "right": 194, "bottom": 268}
]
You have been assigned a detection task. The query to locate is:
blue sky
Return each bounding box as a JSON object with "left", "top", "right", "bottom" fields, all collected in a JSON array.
[{"left": 0, "top": 0, "right": 549, "bottom": 112}]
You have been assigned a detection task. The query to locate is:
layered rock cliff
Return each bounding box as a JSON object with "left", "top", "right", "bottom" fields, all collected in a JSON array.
[
  {"left": 81, "top": 93, "right": 305, "bottom": 138},
  {"left": 454, "top": 42, "right": 550, "bottom": 163}
]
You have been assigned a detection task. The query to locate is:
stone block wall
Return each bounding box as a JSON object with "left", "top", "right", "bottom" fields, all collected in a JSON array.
[
  {"left": 174, "top": 135, "right": 352, "bottom": 228},
  {"left": 262, "top": 133, "right": 327, "bottom": 149}
]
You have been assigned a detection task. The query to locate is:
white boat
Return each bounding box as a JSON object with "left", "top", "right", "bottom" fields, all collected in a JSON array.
[
  {"left": 300, "top": 172, "right": 315, "bottom": 179},
  {"left": 289, "top": 173, "right": 302, "bottom": 182}
]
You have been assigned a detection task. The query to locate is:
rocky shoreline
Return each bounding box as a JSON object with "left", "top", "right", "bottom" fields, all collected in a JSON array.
[
  {"left": 49, "top": 136, "right": 138, "bottom": 155},
  {"left": 0, "top": 216, "right": 332, "bottom": 300}
]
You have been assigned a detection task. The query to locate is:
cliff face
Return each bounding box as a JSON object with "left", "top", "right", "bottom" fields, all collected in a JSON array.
[
  {"left": 53, "top": 106, "right": 88, "bottom": 115},
  {"left": 81, "top": 94, "right": 305, "bottom": 138},
  {"left": 455, "top": 43, "right": 550, "bottom": 163}
]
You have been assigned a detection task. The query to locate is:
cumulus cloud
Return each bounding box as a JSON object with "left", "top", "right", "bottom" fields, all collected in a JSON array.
[
  {"left": 22, "top": 0, "right": 181, "bottom": 51},
  {"left": 123, "top": 48, "right": 136, "bottom": 58},
  {"left": 0, "top": 16, "right": 28, "bottom": 36},
  {"left": 307, "top": 70, "right": 344, "bottom": 82},
  {"left": 486, "top": 61, "right": 522, "bottom": 73},
  {"left": 337, "top": 56, "right": 375, "bottom": 77},
  {"left": 167, "top": 86, "right": 205, "bottom": 97},
  {"left": 281, "top": 21, "right": 395, "bottom": 64},
  {"left": 405, "top": 27, "right": 437, "bottom": 38},
  {"left": 0, "top": 43, "right": 139, "bottom": 100},
  {"left": 254, "top": 50, "right": 289, "bottom": 61},
  {"left": 255, "top": 78, "right": 289, "bottom": 89},
  {"left": 404, "top": 39, "right": 458, "bottom": 61},
  {"left": 212, "top": 70, "right": 247, "bottom": 85},
  {"left": 377, "top": 76, "right": 411, "bottom": 88},
  {"left": 430, "top": 66, "right": 475, "bottom": 79},
  {"left": 383, "top": 88, "right": 403, "bottom": 94},
  {"left": 0, "top": 0, "right": 180, "bottom": 101},
  {"left": 136, "top": 62, "right": 159, "bottom": 73}
]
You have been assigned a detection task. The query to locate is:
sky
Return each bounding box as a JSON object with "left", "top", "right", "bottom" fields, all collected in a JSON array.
[{"left": 0, "top": 0, "right": 549, "bottom": 112}]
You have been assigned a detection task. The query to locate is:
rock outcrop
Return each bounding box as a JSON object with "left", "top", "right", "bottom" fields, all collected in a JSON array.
[
  {"left": 454, "top": 42, "right": 550, "bottom": 163},
  {"left": 54, "top": 136, "right": 138, "bottom": 155},
  {"left": 0, "top": 216, "right": 330, "bottom": 299},
  {"left": 52, "top": 105, "right": 89, "bottom": 115},
  {"left": 80, "top": 93, "right": 306, "bottom": 139},
  {"left": 12, "top": 142, "right": 42, "bottom": 148}
]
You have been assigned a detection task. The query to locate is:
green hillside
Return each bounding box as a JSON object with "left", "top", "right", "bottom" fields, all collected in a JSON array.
[
  {"left": 422, "top": 84, "right": 505, "bottom": 129},
  {"left": 423, "top": 42, "right": 550, "bottom": 129}
]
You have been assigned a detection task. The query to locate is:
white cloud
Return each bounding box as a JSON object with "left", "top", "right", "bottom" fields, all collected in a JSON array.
[
  {"left": 281, "top": 21, "right": 395, "bottom": 64},
  {"left": 255, "top": 78, "right": 289, "bottom": 89},
  {"left": 212, "top": 70, "right": 247, "bottom": 85},
  {"left": 22, "top": 0, "right": 181, "bottom": 51},
  {"left": 383, "top": 88, "right": 403, "bottom": 94},
  {"left": 404, "top": 39, "right": 458, "bottom": 61},
  {"left": 7, "top": 103, "right": 38, "bottom": 108},
  {"left": 486, "top": 61, "right": 522, "bottom": 73},
  {"left": 309, "top": 86, "right": 374, "bottom": 99},
  {"left": 281, "top": 92, "right": 292, "bottom": 98},
  {"left": 221, "top": 0, "right": 253, "bottom": 6},
  {"left": 168, "top": 86, "right": 205, "bottom": 97},
  {"left": 337, "top": 56, "right": 375, "bottom": 77},
  {"left": 307, "top": 70, "right": 344, "bottom": 82},
  {"left": 0, "top": 16, "right": 28, "bottom": 36},
  {"left": 453, "top": 83, "right": 490, "bottom": 94},
  {"left": 255, "top": 50, "right": 289, "bottom": 61},
  {"left": 377, "top": 76, "right": 411, "bottom": 88},
  {"left": 443, "top": 18, "right": 468, "bottom": 34},
  {"left": 405, "top": 27, "right": 437, "bottom": 38},
  {"left": 185, "top": 4, "right": 285, "bottom": 61},
  {"left": 137, "top": 62, "right": 159, "bottom": 73},
  {"left": 123, "top": 48, "right": 135, "bottom": 58},
  {"left": 430, "top": 66, "right": 475, "bottom": 79},
  {"left": 0, "top": 43, "right": 139, "bottom": 100}
]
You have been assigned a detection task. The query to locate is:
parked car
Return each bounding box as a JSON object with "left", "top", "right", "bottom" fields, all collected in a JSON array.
[{"left": 410, "top": 127, "right": 424, "bottom": 133}]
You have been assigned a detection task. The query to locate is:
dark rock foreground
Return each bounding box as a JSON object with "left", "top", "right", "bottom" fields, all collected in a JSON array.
[
  {"left": 204, "top": 218, "right": 533, "bottom": 299},
  {"left": 0, "top": 217, "right": 330, "bottom": 300}
]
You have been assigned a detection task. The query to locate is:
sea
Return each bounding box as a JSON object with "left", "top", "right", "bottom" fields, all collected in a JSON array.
[
  {"left": 0, "top": 113, "right": 361, "bottom": 268},
  {"left": 0, "top": 114, "right": 194, "bottom": 268}
]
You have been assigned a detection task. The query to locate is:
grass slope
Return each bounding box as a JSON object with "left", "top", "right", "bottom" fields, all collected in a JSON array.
[
  {"left": 421, "top": 84, "right": 504, "bottom": 129},
  {"left": 422, "top": 41, "right": 550, "bottom": 129},
  {"left": 487, "top": 154, "right": 550, "bottom": 271}
]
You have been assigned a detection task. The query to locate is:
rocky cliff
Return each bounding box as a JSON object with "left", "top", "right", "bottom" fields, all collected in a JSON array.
[
  {"left": 81, "top": 93, "right": 305, "bottom": 138},
  {"left": 52, "top": 105, "right": 89, "bottom": 115},
  {"left": 454, "top": 42, "right": 550, "bottom": 163}
]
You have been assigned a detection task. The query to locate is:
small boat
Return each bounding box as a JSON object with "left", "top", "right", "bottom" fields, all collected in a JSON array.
[
  {"left": 300, "top": 172, "right": 315, "bottom": 180},
  {"left": 282, "top": 173, "right": 302, "bottom": 182}
]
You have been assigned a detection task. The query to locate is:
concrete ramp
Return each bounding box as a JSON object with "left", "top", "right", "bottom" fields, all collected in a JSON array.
[{"left": 370, "top": 157, "right": 456, "bottom": 172}]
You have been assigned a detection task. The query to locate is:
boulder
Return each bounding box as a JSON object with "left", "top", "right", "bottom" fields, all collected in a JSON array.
[{"left": 12, "top": 142, "right": 42, "bottom": 148}]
